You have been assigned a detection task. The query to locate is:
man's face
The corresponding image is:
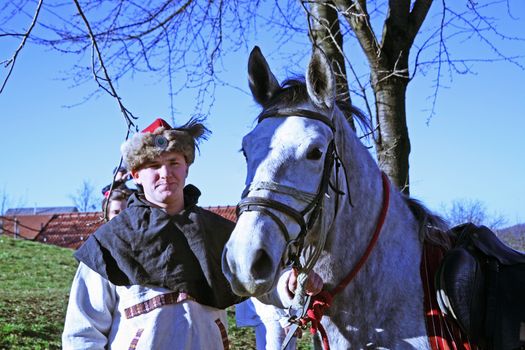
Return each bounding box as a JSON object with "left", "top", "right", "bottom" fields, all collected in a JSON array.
[{"left": 132, "top": 152, "right": 189, "bottom": 208}]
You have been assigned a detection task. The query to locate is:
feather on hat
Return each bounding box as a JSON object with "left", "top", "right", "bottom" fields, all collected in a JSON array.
[{"left": 121, "top": 118, "right": 209, "bottom": 171}]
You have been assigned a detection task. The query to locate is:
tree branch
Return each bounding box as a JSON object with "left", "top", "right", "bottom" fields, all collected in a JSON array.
[
  {"left": 408, "top": 0, "right": 434, "bottom": 44},
  {"left": 333, "top": 0, "right": 380, "bottom": 67},
  {"left": 72, "top": 0, "right": 138, "bottom": 131},
  {"left": 0, "top": 0, "right": 43, "bottom": 94}
]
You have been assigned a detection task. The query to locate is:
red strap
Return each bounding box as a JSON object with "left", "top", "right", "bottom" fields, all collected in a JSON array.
[
  {"left": 301, "top": 291, "right": 332, "bottom": 349},
  {"left": 330, "top": 172, "right": 390, "bottom": 296},
  {"left": 304, "top": 290, "right": 332, "bottom": 331},
  {"left": 299, "top": 172, "right": 390, "bottom": 350},
  {"left": 318, "top": 323, "right": 331, "bottom": 350}
]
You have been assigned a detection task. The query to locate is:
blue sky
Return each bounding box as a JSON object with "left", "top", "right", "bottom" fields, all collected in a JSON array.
[{"left": 1, "top": 2, "right": 524, "bottom": 225}]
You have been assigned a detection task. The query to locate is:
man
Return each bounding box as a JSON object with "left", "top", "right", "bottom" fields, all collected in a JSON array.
[
  {"left": 100, "top": 165, "right": 133, "bottom": 221},
  {"left": 62, "top": 118, "right": 321, "bottom": 350}
]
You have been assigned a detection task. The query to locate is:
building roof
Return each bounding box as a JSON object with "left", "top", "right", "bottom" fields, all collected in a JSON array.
[
  {"left": 3, "top": 205, "right": 236, "bottom": 250},
  {"left": 5, "top": 206, "right": 79, "bottom": 216},
  {"left": 35, "top": 212, "right": 104, "bottom": 250},
  {"left": 0, "top": 215, "right": 54, "bottom": 240},
  {"left": 206, "top": 205, "right": 237, "bottom": 222}
]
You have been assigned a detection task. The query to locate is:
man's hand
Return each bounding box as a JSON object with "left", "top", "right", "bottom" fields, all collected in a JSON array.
[
  {"left": 285, "top": 324, "right": 304, "bottom": 338},
  {"left": 287, "top": 268, "right": 323, "bottom": 296}
]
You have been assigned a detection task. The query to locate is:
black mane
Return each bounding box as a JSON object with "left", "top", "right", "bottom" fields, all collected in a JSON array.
[{"left": 259, "top": 78, "right": 370, "bottom": 133}]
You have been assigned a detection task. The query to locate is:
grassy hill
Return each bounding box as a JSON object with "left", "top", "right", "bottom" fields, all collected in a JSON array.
[
  {"left": 0, "top": 235, "right": 77, "bottom": 349},
  {"left": 0, "top": 235, "right": 314, "bottom": 349}
]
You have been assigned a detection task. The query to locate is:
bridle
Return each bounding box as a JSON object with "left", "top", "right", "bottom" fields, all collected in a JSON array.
[
  {"left": 237, "top": 106, "right": 391, "bottom": 350},
  {"left": 237, "top": 107, "right": 342, "bottom": 268}
]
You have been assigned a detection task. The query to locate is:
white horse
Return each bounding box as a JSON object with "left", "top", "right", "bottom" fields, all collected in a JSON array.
[{"left": 222, "top": 46, "right": 459, "bottom": 349}]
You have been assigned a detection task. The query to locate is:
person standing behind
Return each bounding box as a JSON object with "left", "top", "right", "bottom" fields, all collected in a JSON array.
[
  {"left": 101, "top": 188, "right": 132, "bottom": 221},
  {"left": 100, "top": 166, "right": 132, "bottom": 198},
  {"left": 100, "top": 165, "right": 134, "bottom": 221}
]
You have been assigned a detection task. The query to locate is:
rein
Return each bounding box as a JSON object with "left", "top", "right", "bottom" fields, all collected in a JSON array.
[{"left": 303, "top": 172, "right": 390, "bottom": 350}]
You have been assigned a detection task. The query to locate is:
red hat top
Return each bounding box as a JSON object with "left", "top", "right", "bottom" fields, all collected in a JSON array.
[{"left": 142, "top": 118, "right": 172, "bottom": 133}]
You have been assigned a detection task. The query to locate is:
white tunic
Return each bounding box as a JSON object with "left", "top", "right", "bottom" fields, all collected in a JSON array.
[
  {"left": 236, "top": 297, "right": 296, "bottom": 350},
  {"left": 62, "top": 263, "right": 228, "bottom": 350}
]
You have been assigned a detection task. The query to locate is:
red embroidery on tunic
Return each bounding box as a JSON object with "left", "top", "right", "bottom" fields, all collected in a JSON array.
[
  {"left": 128, "top": 328, "right": 144, "bottom": 350},
  {"left": 214, "top": 318, "right": 229, "bottom": 350},
  {"left": 124, "top": 291, "right": 194, "bottom": 319}
]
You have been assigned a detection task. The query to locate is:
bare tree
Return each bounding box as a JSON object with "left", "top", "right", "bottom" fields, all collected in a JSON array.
[
  {"left": 441, "top": 198, "right": 508, "bottom": 230},
  {"left": 1, "top": 1, "right": 524, "bottom": 193},
  {"left": 497, "top": 223, "right": 525, "bottom": 252},
  {"left": 304, "top": 0, "right": 525, "bottom": 193},
  {"left": 0, "top": 187, "right": 10, "bottom": 215},
  {"left": 70, "top": 180, "right": 99, "bottom": 212},
  {"left": 1, "top": 1, "right": 270, "bottom": 117},
  {"left": 0, "top": 187, "right": 27, "bottom": 215},
  {"left": 307, "top": 2, "right": 353, "bottom": 120}
]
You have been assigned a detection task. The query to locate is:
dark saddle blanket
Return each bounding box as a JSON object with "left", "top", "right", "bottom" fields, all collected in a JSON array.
[{"left": 436, "top": 223, "right": 525, "bottom": 350}]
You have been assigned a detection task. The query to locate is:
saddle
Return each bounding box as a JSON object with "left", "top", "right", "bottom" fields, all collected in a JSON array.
[{"left": 435, "top": 223, "right": 525, "bottom": 350}]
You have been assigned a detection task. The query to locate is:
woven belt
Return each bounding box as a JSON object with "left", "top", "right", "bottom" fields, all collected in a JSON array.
[{"left": 124, "top": 291, "right": 195, "bottom": 319}]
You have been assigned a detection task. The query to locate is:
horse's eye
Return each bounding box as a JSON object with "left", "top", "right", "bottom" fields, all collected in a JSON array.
[{"left": 306, "top": 148, "right": 323, "bottom": 160}]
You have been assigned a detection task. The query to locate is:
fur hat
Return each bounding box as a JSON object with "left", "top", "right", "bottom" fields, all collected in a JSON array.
[{"left": 121, "top": 118, "right": 209, "bottom": 171}]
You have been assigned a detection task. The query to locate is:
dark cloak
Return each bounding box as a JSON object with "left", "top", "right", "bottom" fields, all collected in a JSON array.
[{"left": 74, "top": 185, "right": 244, "bottom": 309}]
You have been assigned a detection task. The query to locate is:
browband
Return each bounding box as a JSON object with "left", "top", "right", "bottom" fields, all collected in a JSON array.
[{"left": 258, "top": 108, "right": 335, "bottom": 131}]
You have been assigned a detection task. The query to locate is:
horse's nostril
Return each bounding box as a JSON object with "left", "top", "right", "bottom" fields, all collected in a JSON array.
[
  {"left": 250, "top": 249, "right": 273, "bottom": 280},
  {"left": 222, "top": 247, "right": 233, "bottom": 278}
]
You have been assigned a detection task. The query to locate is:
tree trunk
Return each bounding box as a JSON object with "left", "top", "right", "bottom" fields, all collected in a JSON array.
[
  {"left": 308, "top": 1, "right": 355, "bottom": 130},
  {"left": 373, "top": 76, "right": 411, "bottom": 193},
  {"left": 330, "top": 0, "right": 434, "bottom": 194}
]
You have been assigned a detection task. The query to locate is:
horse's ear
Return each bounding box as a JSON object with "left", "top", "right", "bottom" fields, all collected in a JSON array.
[
  {"left": 306, "top": 47, "right": 336, "bottom": 109},
  {"left": 248, "top": 46, "right": 280, "bottom": 105}
]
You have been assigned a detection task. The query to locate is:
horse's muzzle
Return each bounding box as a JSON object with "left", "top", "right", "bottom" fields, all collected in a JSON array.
[{"left": 222, "top": 243, "right": 277, "bottom": 296}]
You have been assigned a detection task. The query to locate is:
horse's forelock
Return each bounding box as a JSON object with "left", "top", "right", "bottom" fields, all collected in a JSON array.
[
  {"left": 259, "top": 78, "right": 307, "bottom": 110},
  {"left": 258, "top": 78, "right": 371, "bottom": 135}
]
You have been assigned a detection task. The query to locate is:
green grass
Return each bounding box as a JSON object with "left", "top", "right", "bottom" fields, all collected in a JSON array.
[
  {"left": 0, "top": 236, "right": 76, "bottom": 350},
  {"left": 0, "top": 235, "right": 313, "bottom": 349}
]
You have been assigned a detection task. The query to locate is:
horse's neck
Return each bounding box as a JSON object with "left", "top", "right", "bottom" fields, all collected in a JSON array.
[
  {"left": 328, "top": 126, "right": 423, "bottom": 288},
  {"left": 330, "top": 117, "right": 422, "bottom": 276},
  {"left": 326, "top": 197, "right": 428, "bottom": 347},
  {"left": 318, "top": 120, "right": 428, "bottom": 344}
]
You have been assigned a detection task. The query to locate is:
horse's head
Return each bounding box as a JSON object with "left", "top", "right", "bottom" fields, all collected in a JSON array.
[{"left": 222, "top": 46, "right": 344, "bottom": 296}]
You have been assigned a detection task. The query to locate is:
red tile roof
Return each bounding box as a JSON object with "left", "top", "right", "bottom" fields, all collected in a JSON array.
[
  {"left": 4, "top": 205, "right": 236, "bottom": 250},
  {"left": 35, "top": 212, "right": 104, "bottom": 250},
  {"left": 206, "top": 206, "right": 237, "bottom": 222}
]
